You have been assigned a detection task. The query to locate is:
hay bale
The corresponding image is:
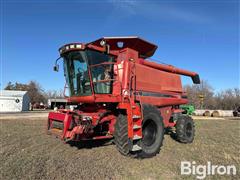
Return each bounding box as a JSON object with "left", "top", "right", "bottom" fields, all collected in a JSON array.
[
  {"left": 203, "top": 110, "right": 212, "bottom": 117},
  {"left": 212, "top": 110, "right": 220, "bottom": 117},
  {"left": 192, "top": 109, "right": 205, "bottom": 116},
  {"left": 212, "top": 110, "right": 233, "bottom": 117}
]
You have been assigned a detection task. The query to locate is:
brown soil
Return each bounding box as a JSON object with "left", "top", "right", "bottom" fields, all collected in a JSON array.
[{"left": 0, "top": 113, "right": 239, "bottom": 179}]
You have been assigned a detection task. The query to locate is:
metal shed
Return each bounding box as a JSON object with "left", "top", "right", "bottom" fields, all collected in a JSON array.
[
  {"left": 47, "top": 98, "right": 67, "bottom": 109},
  {"left": 0, "top": 90, "right": 30, "bottom": 112}
]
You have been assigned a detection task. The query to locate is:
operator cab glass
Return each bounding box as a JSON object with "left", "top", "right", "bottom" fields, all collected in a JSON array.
[{"left": 63, "top": 50, "right": 114, "bottom": 96}]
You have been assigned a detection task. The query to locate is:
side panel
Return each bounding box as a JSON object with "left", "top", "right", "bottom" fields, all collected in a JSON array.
[
  {"left": 0, "top": 97, "right": 23, "bottom": 112},
  {"left": 136, "top": 96, "right": 188, "bottom": 107},
  {"left": 135, "top": 63, "right": 183, "bottom": 93},
  {"left": 159, "top": 106, "right": 175, "bottom": 127}
]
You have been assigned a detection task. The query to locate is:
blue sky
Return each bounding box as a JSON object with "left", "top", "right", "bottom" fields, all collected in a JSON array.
[{"left": 0, "top": 0, "right": 239, "bottom": 92}]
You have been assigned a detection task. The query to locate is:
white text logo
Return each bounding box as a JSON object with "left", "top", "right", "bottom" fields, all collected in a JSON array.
[{"left": 181, "top": 161, "right": 237, "bottom": 179}]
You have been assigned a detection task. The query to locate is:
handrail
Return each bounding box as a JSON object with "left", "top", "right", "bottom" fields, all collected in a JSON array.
[
  {"left": 89, "top": 62, "right": 115, "bottom": 68},
  {"left": 135, "top": 91, "right": 143, "bottom": 119},
  {"left": 129, "top": 61, "right": 137, "bottom": 100},
  {"left": 63, "top": 82, "right": 69, "bottom": 98},
  {"left": 89, "top": 61, "right": 117, "bottom": 86},
  {"left": 92, "top": 79, "right": 115, "bottom": 83}
]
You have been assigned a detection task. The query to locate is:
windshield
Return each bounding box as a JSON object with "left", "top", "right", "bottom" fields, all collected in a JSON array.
[{"left": 64, "top": 50, "right": 114, "bottom": 96}]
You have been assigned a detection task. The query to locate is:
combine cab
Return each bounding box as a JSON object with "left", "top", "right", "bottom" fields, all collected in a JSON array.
[{"left": 47, "top": 36, "right": 200, "bottom": 158}]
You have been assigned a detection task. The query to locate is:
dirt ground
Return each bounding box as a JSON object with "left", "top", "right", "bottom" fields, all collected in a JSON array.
[{"left": 0, "top": 112, "right": 239, "bottom": 180}]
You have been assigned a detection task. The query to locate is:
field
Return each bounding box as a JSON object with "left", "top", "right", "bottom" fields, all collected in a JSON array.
[{"left": 0, "top": 112, "right": 239, "bottom": 180}]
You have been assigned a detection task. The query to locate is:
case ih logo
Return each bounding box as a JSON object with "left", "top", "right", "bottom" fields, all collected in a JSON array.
[{"left": 181, "top": 161, "right": 237, "bottom": 179}]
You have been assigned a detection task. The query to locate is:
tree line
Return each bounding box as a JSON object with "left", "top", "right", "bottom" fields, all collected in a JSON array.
[
  {"left": 4, "top": 80, "right": 240, "bottom": 110},
  {"left": 184, "top": 81, "right": 240, "bottom": 110},
  {"left": 4, "top": 81, "right": 64, "bottom": 104}
]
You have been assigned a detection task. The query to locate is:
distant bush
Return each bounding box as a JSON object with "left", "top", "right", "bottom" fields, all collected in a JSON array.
[{"left": 184, "top": 81, "right": 240, "bottom": 110}]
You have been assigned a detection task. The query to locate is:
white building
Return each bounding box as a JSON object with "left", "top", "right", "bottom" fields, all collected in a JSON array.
[
  {"left": 47, "top": 98, "right": 67, "bottom": 109},
  {"left": 0, "top": 90, "right": 30, "bottom": 112}
]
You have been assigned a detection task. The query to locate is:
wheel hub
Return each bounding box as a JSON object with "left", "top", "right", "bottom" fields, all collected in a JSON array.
[{"left": 142, "top": 120, "right": 157, "bottom": 146}]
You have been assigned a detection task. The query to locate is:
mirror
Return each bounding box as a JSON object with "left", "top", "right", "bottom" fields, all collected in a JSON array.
[
  {"left": 54, "top": 57, "right": 62, "bottom": 72},
  {"left": 53, "top": 64, "right": 59, "bottom": 72}
]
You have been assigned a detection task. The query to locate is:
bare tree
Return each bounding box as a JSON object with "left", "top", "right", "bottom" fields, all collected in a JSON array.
[
  {"left": 44, "top": 89, "right": 64, "bottom": 99},
  {"left": 4, "top": 81, "right": 46, "bottom": 103},
  {"left": 184, "top": 81, "right": 240, "bottom": 110},
  {"left": 184, "top": 80, "right": 215, "bottom": 109},
  {"left": 215, "top": 88, "right": 240, "bottom": 110}
]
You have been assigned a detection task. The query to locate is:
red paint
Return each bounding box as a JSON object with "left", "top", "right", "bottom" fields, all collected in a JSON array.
[{"left": 47, "top": 37, "right": 200, "bottom": 142}]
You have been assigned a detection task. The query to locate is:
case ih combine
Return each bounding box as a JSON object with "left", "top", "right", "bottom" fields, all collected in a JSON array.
[{"left": 48, "top": 37, "right": 200, "bottom": 158}]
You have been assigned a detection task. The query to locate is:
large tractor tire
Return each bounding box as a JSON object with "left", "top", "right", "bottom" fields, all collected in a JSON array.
[
  {"left": 137, "top": 104, "right": 164, "bottom": 158},
  {"left": 175, "top": 115, "right": 195, "bottom": 143},
  {"left": 114, "top": 114, "right": 130, "bottom": 156}
]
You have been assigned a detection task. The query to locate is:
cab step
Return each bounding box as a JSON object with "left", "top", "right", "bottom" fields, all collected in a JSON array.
[
  {"left": 132, "top": 115, "right": 141, "bottom": 119},
  {"left": 133, "top": 124, "right": 141, "bottom": 130},
  {"left": 133, "top": 135, "right": 142, "bottom": 140},
  {"left": 132, "top": 144, "right": 142, "bottom": 151},
  {"left": 132, "top": 106, "right": 136, "bottom": 109}
]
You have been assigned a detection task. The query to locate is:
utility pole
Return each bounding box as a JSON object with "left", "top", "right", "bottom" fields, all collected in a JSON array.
[{"left": 198, "top": 81, "right": 204, "bottom": 109}]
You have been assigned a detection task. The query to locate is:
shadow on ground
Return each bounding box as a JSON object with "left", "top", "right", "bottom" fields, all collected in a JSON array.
[
  {"left": 165, "top": 127, "right": 179, "bottom": 142},
  {"left": 67, "top": 139, "right": 113, "bottom": 149}
]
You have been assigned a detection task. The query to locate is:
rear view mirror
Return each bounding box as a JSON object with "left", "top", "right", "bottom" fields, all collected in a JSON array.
[
  {"left": 53, "top": 57, "right": 62, "bottom": 72},
  {"left": 53, "top": 64, "right": 59, "bottom": 72}
]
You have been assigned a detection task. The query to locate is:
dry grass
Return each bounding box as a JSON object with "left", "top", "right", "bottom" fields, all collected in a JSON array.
[{"left": 0, "top": 113, "right": 239, "bottom": 180}]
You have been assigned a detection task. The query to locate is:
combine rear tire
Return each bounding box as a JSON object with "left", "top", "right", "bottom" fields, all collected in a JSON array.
[
  {"left": 114, "top": 114, "right": 130, "bottom": 156},
  {"left": 137, "top": 104, "right": 164, "bottom": 158},
  {"left": 176, "top": 115, "right": 195, "bottom": 143}
]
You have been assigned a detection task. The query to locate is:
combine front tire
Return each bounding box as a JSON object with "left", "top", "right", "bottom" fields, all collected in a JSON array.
[
  {"left": 137, "top": 104, "right": 164, "bottom": 158},
  {"left": 176, "top": 115, "right": 195, "bottom": 143},
  {"left": 114, "top": 114, "right": 130, "bottom": 156},
  {"left": 114, "top": 105, "right": 165, "bottom": 158}
]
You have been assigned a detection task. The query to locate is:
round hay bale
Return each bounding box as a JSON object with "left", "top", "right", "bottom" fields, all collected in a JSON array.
[
  {"left": 212, "top": 110, "right": 233, "bottom": 117},
  {"left": 220, "top": 110, "right": 233, "bottom": 117},
  {"left": 203, "top": 110, "right": 211, "bottom": 116},
  {"left": 192, "top": 109, "right": 205, "bottom": 116},
  {"left": 212, "top": 110, "right": 220, "bottom": 117}
]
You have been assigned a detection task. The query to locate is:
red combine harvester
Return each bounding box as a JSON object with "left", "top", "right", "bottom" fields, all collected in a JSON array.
[{"left": 48, "top": 36, "right": 200, "bottom": 158}]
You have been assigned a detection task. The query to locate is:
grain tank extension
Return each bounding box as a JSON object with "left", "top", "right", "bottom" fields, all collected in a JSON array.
[{"left": 48, "top": 36, "right": 200, "bottom": 158}]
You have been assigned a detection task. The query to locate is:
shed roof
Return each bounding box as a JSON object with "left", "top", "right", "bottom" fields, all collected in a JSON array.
[
  {"left": 0, "top": 90, "right": 28, "bottom": 97},
  {"left": 48, "top": 98, "right": 67, "bottom": 103}
]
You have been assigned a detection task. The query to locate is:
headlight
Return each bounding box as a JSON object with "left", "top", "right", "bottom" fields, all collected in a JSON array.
[
  {"left": 76, "top": 44, "right": 82, "bottom": 48},
  {"left": 58, "top": 43, "right": 84, "bottom": 54}
]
